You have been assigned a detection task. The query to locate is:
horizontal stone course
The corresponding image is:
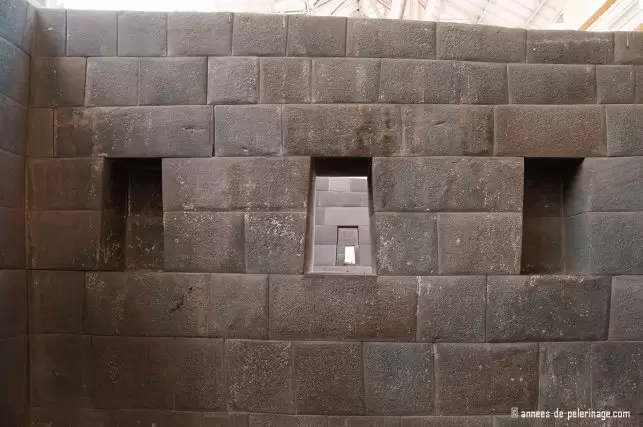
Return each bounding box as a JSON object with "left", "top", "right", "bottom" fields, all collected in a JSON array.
[
  {"left": 539, "top": 342, "right": 591, "bottom": 410},
  {"left": 167, "top": 12, "right": 232, "bottom": 56},
  {"left": 85, "top": 57, "right": 139, "bottom": 106},
  {"left": 609, "top": 276, "right": 643, "bottom": 340},
  {"left": 597, "top": 65, "right": 635, "bottom": 104},
  {"left": 233, "top": 13, "right": 287, "bottom": 57},
  {"left": 591, "top": 342, "right": 643, "bottom": 414},
  {"left": 138, "top": 57, "right": 207, "bottom": 105},
  {"left": 30, "top": 57, "right": 86, "bottom": 107},
  {"left": 28, "top": 271, "right": 84, "bottom": 334},
  {"left": 507, "top": 64, "right": 596, "bottom": 104},
  {"left": 66, "top": 10, "right": 117, "bottom": 56},
  {"left": 33, "top": 8, "right": 66, "bottom": 56},
  {"left": 347, "top": 18, "right": 435, "bottom": 59},
  {"left": 259, "top": 57, "right": 311, "bottom": 103},
  {"left": 606, "top": 104, "right": 643, "bottom": 156},
  {"left": 286, "top": 15, "right": 346, "bottom": 57},
  {"left": 117, "top": 11, "right": 167, "bottom": 56},
  {"left": 214, "top": 105, "right": 282, "bottom": 156},
  {"left": 614, "top": 31, "right": 643, "bottom": 65},
  {"left": 437, "top": 23, "right": 525, "bottom": 63},
  {"left": 527, "top": 30, "right": 614, "bottom": 64},
  {"left": 312, "top": 58, "right": 380, "bottom": 103}
]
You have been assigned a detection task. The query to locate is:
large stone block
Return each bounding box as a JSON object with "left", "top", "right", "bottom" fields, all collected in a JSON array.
[
  {"left": 0, "top": 336, "right": 27, "bottom": 408},
  {"left": 374, "top": 213, "right": 438, "bottom": 275},
  {"left": 139, "top": 57, "right": 207, "bottom": 105},
  {"left": 208, "top": 57, "right": 258, "bottom": 104},
  {"left": 591, "top": 342, "right": 643, "bottom": 413},
  {"left": 417, "top": 276, "right": 486, "bottom": 342},
  {"left": 508, "top": 64, "right": 596, "bottom": 104},
  {"left": 85, "top": 57, "right": 138, "bottom": 106},
  {"left": 175, "top": 338, "right": 224, "bottom": 410},
  {"left": 347, "top": 18, "right": 435, "bottom": 58},
  {"left": 637, "top": 66, "right": 643, "bottom": 103},
  {"left": 609, "top": 276, "right": 643, "bottom": 340},
  {"left": 435, "top": 343, "right": 538, "bottom": 415},
  {"left": 29, "top": 57, "right": 86, "bottom": 107},
  {"left": 597, "top": 65, "right": 635, "bottom": 104},
  {"left": 494, "top": 106, "right": 605, "bottom": 157},
  {"left": 163, "top": 157, "right": 310, "bottom": 211},
  {"left": 526, "top": 30, "right": 614, "bottom": 64},
  {"left": 26, "top": 108, "right": 54, "bottom": 157},
  {"left": 33, "top": 9, "right": 66, "bottom": 56},
  {"left": 364, "top": 343, "right": 433, "bottom": 415},
  {"left": 606, "top": 105, "right": 643, "bottom": 156},
  {"left": 437, "top": 213, "right": 522, "bottom": 275},
  {"left": 124, "top": 216, "right": 164, "bottom": 270},
  {"left": 269, "top": 275, "right": 417, "bottom": 341},
  {"left": 164, "top": 212, "right": 245, "bottom": 273},
  {"left": 312, "top": 58, "right": 380, "bottom": 103},
  {"left": 248, "top": 414, "right": 326, "bottom": 427},
  {"left": 0, "top": 150, "right": 23, "bottom": 209},
  {"left": 0, "top": 271, "right": 26, "bottom": 337},
  {"left": 233, "top": 13, "right": 287, "bottom": 56},
  {"left": 437, "top": 23, "right": 525, "bottom": 62},
  {"left": 614, "top": 31, "right": 643, "bottom": 65},
  {"left": 487, "top": 276, "right": 610, "bottom": 341},
  {"left": 372, "top": 157, "right": 523, "bottom": 212},
  {"left": 402, "top": 417, "right": 492, "bottom": 427},
  {"left": 0, "top": 95, "right": 27, "bottom": 155},
  {"left": 117, "top": 11, "right": 167, "bottom": 56},
  {"left": 329, "top": 417, "right": 400, "bottom": 427},
  {"left": 379, "top": 60, "right": 507, "bottom": 104},
  {"left": 227, "top": 340, "right": 294, "bottom": 413},
  {"left": 0, "top": 37, "right": 29, "bottom": 104},
  {"left": 66, "top": 10, "right": 117, "bottom": 56},
  {"left": 28, "top": 271, "right": 84, "bottom": 334},
  {"left": 259, "top": 57, "right": 311, "bottom": 103},
  {"left": 245, "top": 212, "right": 306, "bottom": 274},
  {"left": 294, "top": 342, "right": 364, "bottom": 415},
  {"left": 283, "top": 104, "right": 402, "bottom": 156},
  {"left": 286, "top": 15, "right": 346, "bottom": 57},
  {"left": 0, "top": 0, "right": 28, "bottom": 48},
  {"left": 167, "top": 12, "right": 232, "bottom": 56},
  {"left": 539, "top": 342, "right": 591, "bottom": 410},
  {"left": 0, "top": 208, "right": 24, "bottom": 269},
  {"left": 214, "top": 105, "right": 281, "bottom": 156}
]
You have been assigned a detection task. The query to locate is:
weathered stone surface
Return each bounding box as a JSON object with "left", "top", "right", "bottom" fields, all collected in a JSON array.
[
  {"left": 312, "top": 58, "right": 380, "bottom": 103},
  {"left": 29, "top": 57, "right": 86, "bottom": 107},
  {"left": 417, "top": 276, "right": 486, "bottom": 342},
  {"left": 139, "top": 57, "right": 207, "bottom": 105},
  {"left": 0, "top": 95, "right": 27, "bottom": 155},
  {"left": 494, "top": 106, "right": 605, "bottom": 157},
  {"left": 437, "top": 213, "right": 522, "bottom": 275},
  {"left": 0, "top": 336, "right": 27, "bottom": 408},
  {"left": 117, "top": 11, "right": 167, "bottom": 56},
  {"left": 175, "top": 338, "right": 224, "bottom": 410},
  {"left": 163, "top": 157, "right": 310, "bottom": 211},
  {"left": 437, "top": 23, "right": 525, "bottom": 62},
  {"left": 329, "top": 417, "right": 400, "bottom": 427},
  {"left": 402, "top": 417, "right": 493, "bottom": 427},
  {"left": 115, "top": 411, "right": 202, "bottom": 427},
  {"left": 0, "top": 0, "right": 28, "bottom": 48},
  {"left": 606, "top": 105, "right": 643, "bottom": 156},
  {"left": 487, "top": 276, "right": 610, "bottom": 341},
  {"left": 248, "top": 414, "right": 326, "bottom": 427},
  {"left": 521, "top": 217, "right": 563, "bottom": 274},
  {"left": 597, "top": 65, "right": 635, "bottom": 104},
  {"left": 0, "top": 208, "right": 24, "bottom": 269},
  {"left": 283, "top": 104, "right": 402, "bottom": 156},
  {"left": 374, "top": 213, "right": 437, "bottom": 275},
  {"left": 124, "top": 216, "right": 164, "bottom": 270},
  {"left": 208, "top": 57, "right": 258, "bottom": 104},
  {"left": 233, "top": 13, "right": 287, "bottom": 56},
  {"left": 286, "top": 15, "right": 346, "bottom": 57},
  {"left": 508, "top": 64, "right": 596, "bottom": 104},
  {"left": 33, "top": 9, "right": 66, "bottom": 56},
  {"left": 591, "top": 342, "right": 643, "bottom": 413},
  {"left": 0, "top": 37, "right": 28, "bottom": 104},
  {"left": 167, "top": 12, "right": 231, "bottom": 56},
  {"left": 270, "top": 275, "right": 416, "bottom": 341},
  {"left": 401, "top": 105, "right": 493, "bottom": 156},
  {"left": 214, "top": 105, "right": 281, "bottom": 156},
  {"left": 164, "top": 212, "right": 244, "bottom": 272},
  {"left": 527, "top": 30, "right": 614, "bottom": 64},
  {"left": 379, "top": 60, "right": 507, "bottom": 104},
  {"left": 294, "top": 342, "right": 364, "bottom": 415},
  {"left": 609, "top": 276, "right": 643, "bottom": 340},
  {"left": 259, "top": 57, "right": 311, "bottom": 103},
  {"left": 637, "top": 66, "right": 643, "bottom": 103},
  {"left": 209, "top": 274, "right": 268, "bottom": 339},
  {"left": 205, "top": 413, "right": 250, "bottom": 427},
  {"left": 28, "top": 409, "right": 117, "bottom": 427},
  {"left": 364, "top": 343, "right": 433, "bottom": 415},
  {"left": 614, "top": 31, "right": 643, "bottom": 65},
  {"left": 66, "top": 10, "right": 117, "bottom": 56},
  {"left": 539, "top": 342, "right": 591, "bottom": 410},
  {"left": 227, "top": 340, "right": 293, "bottom": 413},
  {"left": 373, "top": 157, "right": 523, "bottom": 212},
  {"left": 0, "top": 271, "right": 26, "bottom": 337},
  {"left": 245, "top": 212, "right": 306, "bottom": 274},
  {"left": 435, "top": 343, "right": 538, "bottom": 415},
  {"left": 0, "top": 150, "right": 23, "bottom": 209},
  {"left": 85, "top": 57, "right": 138, "bottom": 106},
  {"left": 26, "top": 108, "right": 54, "bottom": 157},
  {"left": 28, "top": 271, "right": 84, "bottom": 334},
  {"left": 347, "top": 18, "right": 435, "bottom": 58}
]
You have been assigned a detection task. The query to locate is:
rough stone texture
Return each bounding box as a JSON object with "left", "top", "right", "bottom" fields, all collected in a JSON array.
[
  {"left": 29, "top": 57, "right": 86, "bottom": 107},
  {"left": 417, "top": 276, "right": 486, "bottom": 342},
  {"left": 494, "top": 106, "right": 605, "bottom": 157},
  {"left": 28, "top": 271, "right": 84, "bottom": 334},
  {"left": 175, "top": 338, "right": 225, "bottom": 410},
  {"left": 539, "top": 342, "right": 591, "bottom": 410},
  {"left": 0, "top": 271, "right": 26, "bottom": 337},
  {"left": 85, "top": 57, "right": 138, "bottom": 106},
  {"left": 330, "top": 417, "right": 400, "bottom": 427},
  {"left": 609, "top": 276, "right": 643, "bottom": 340},
  {"left": 259, "top": 57, "right": 311, "bottom": 103},
  {"left": 0, "top": 0, "right": 28, "bottom": 48},
  {"left": 597, "top": 65, "right": 635, "bottom": 104},
  {"left": 437, "top": 213, "right": 522, "bottom": 275},
  {"left": 363, "top": 343, "right": 433, "bottom": 415},
  {"left": 487, "top": 276, "right": 610, "bottom": 342},
  {"left": 208, "top": 57, "right": 258, "bottom": 104},
  {"left": 248, "top": 414, "right": 327, "bottom": 427},
  {"left": 26, "top": 108, "right": 53, "bottom": 157},
  {"left": 269, "top": 275, "right": 417, "bottom": 341},
  {"left": 527, "top": 30, "right": 614, "bottom": 64},
  {"left": 402, "top": 417, "right": 493, "bottom": 427},
  {"left": 286, "top": 15, "right": 346, "bottom": 57},
  {"left": 294, "top": 342, "right": 364, "bottom": 415},
  {"left": 167, "top": 12, "right": 232, "bottom": 56},
  {"left": 614, "top": 31, "right": 643, "bottom": 65},
  {"left": 0, "top": 336, "right": 27, "bottom": 408},
  {"left": 0, "top": 97, "right": 26, "bottom": 159},
  {"left": 434, "top": 343, "right": 538, "bottom": 415},
  {"left": 521, "top": 217, "right": 563, "bottom": 274},
  {"left": 606, "top": 105, "right": 643, "bottom": 156},
  {"left": 507, "top": 64, "right": 596, "bottom": 104},
  {"left": 245, "top": 212, "right": 306, "bottom": 274},
  {"left": 312, "top": 58, "right": 380, "bottom": 103},
  {"left": 214, "top": 105, "right": 282, "bottom": 156},
  {"left": 637, "top": 66, "right": 643, "bottom": 103},
  {"left": 591, "top": 342, "right": 643, "bottom": 413},
  {"left": 0, "top": 208, "right": 25, "bottom": 269},
  {"left": 0, "top": 37, "right": 29, "bottom": 104},
  {"left": 33, "top": 9, "right": 66, "bottom": 56},
  {"left": 138, "top": 57, "right": 207, "bottom": 105},
  {"left": 117, "top": 11, "right": 167, "bottom": 56},
  {"left": 437, "top": 23, "right": 525, "bottom": 62},
  {"left": 346, "top": 18, "right": 435, "bottom": 58},
  {"left": 233, "top": 13, "right": 287, "bottom": 56},
  {"left": 66, "top": 10, "right": 117, "bottom": 56},
  {"left": 0, "top": 149, "right": 23, "bottom": 209},
  {"left": 205, "top": 413, "right": 250, "bottom": 427},
  {"left": 372, "top": 157, "right": 523, "bottom": 212},
  {"left": 124, "top": 216, "right": 164, "bottom": 270}
]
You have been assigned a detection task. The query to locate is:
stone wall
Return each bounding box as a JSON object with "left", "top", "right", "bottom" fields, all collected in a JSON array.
[{"left": 10, "top": 6, "right": 643, "bottom": 426}]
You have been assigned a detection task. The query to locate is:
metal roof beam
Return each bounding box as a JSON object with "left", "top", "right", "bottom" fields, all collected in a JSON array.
[
  {"left": 477, "top": 0, "right": 492, "bottom": 23},
  {"left": 387, "top": 0, "right": 408, "bottom": 18},
  {"left": 525, "top": 0, "right": 549, "bottom": 26}
]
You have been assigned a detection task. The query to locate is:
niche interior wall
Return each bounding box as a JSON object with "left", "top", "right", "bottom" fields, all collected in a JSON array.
[{"left": 3, "top": 2, "right": 643, "bottom": 425}]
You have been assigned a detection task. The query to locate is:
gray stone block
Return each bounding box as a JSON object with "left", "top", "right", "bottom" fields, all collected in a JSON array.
[
  {"left": 372, "top": 157, "right": 523, "bottom": 212},
  {"left": 347, "top": 18, "right": 435, "bottom": 59},
  {"left": 0, "top": 271, "right": 26, "bottom": 337},
  {"left": 315, "top": 176, "right": 329, "bottom": 191},
  {"left": 0, "top": 0, "right": 28, "bottom": 48},
  {"left": 294, "top": 342, "right": 363, "bottom": 415},
  {"left": 0, "top": 208, "right": 24, "bottom": 269},
  {"left": 0, "top": 95, "right": 26, "bottom": 155},
  {"left": 28, "top": 271, "right": 84, "bottom": 334},
  {"left": 260, "top": 57, "right": 311, "bottom": 103},
  {"left": 175, "top": 338, "right": 224, "bottom": 410},
  {"left": 21, "top": 2, "right": 35, "bottom": 54},
  {"left": 163, "top": 157, "right": 310, "bottom": 211},
  {"left": 269, "top": 275, "right": 417, "bottom": 341},
  {"left": 494, "top": 106, "right": 606, "bottom": 157},
  {"left": 0, "top": 336, "right": 27, "bottom": 408},
  {"left": 164, "top": 212, "right": 244, "bottom": 273},
  {"left": 124, "top": 216, "right": 164, "bottom": 271},
  {"left": 314, "top": 225, "right": 337, "bottom": 245},
  {"left": 597, "top": 65, "right": 635, "bottom": 103},
  {"left": 205, "top": 413, "right": 250, "bottom": 427},
  {"left": 609, "top": 276, "right": 643, "bottom": 340},
  {"left": 117, "top": 11, "right": 167, "bottom": 56},
  {"left": 249, "top": 414, "right": 326, "bottom": 427},
  {"left": 26, "top": 108, "right": 54, "bottom": 157},
  {"left": 637, "top": 66, "right": 643, "bottom": 103},
  {"left": 614, "top": 31, "right": 643, "bottom": 65},
  {"left": 380, "top": 59, "right": 507, "bottom": 104},
  {"left": 30, "top": 57, "right": 86, "bottom": 107},
  {"left": 0, "top": 37, "right": 29, "bottom": 104},
  {"left": 245, "top": 212, "right": 306, "bottom": 274},
  {"left": 233, "top": 13, "right": 287, "bottom": 56},
  {"left": 487, "top": 275, "right": 610, "bottom": 342},
  {"left": 417, "top": 276, "right": 486, "bottom": 342},
  {"left": 520, "top": 217, "right": 563, "bottom": 274},
  {"left": 167, "top": 12, "right": 232, "bottom": 56},
  {"left": 85, "top": 57, "right": 138, "bottom": 106},
  {"left": 508, "top": 64, "right": 596, "bottom": 104},
  {"left": 350, "top": 178, "right": 368, "bottom": 192},
  {"left": 329, "top": 417, "right": 399, "bottom": 427},
  {"left": 286, "top": 15, "right": 346, "bottom": 57},
  {"left": 401, "top": 105, "right": 493, "bottom": 156},
  {"left": 402, "top": 417, "right": 493, "bottom": 427},
  {"left": 313, "top": 245, "right": 336, "bottom": 267},
  {"left": 359, "top": 225, "right": 371, "bottom": 245},
  {"left": 437, "top": 23, "right": 526, "bottom": 62},
  {"left": 337, "top": 227, "right": 358, "bottom": 245},
  {"left": 364, "top": 343, "right": 433, "bottom": 415},
  {"left": 209, "top": 274, "right": 268, "bottom": 339},
  {"left": 539, "top": 342, "right": 591, "bottom": 410},
  {"left": 606, "top": 105, "right": 643, "bottom": 156},
  {"left": 208, "top": 56, "right": 258, "bottom": 104},
  {"left": 323, "top": 207, "right": 369, "bottom": 226},
  {"left": 591, "top": 342, "right": 643, "bottom": 413},
  {"left": 0, "top": 150, "right": 23, "bottom": 209},
  {"left": 214, "top": 105, "right": 281, "bottom": 156},
  {"left": 435, "top": 343, "right": 538, "bottom": 415},
  {"left": 66, "top": 10, "right": 117, "bottom": 56},
  {"left": 283, "top": 104, "right": 402, "bottom": 156},
  {"left": 312, "top": 58, "right": 380, "bottom": 103},
  {"left": 139, "top": 57, "right": 207, "bottom": 105},
  {"left": 374, "top": 213, "right": 438, "bottom": 275},
  {"left": 227, "top": 340, "right": 294, "bottom": 413},
  {"left": 329, "top": 177, "right": 352, "bottom": 192},
  {"left": 33, "top": 9, "right": 66, "bottom": 56},
  {"left": 527, "top": 30, "right": 614, "bottom": 64},
  {"left": 317, "top": 191, "right": 363, "bottom": 207}
]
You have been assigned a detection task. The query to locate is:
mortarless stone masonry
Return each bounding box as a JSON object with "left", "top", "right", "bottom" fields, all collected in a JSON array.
[{"left": 1, "top": 3, "right": 643, "bottom": 425}]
